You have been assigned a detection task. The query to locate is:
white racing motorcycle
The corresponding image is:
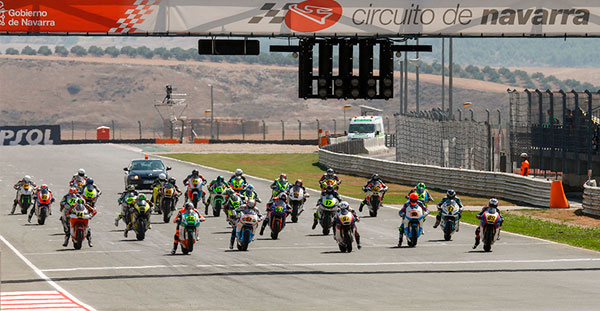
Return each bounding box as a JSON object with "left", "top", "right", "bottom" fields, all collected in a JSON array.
[
  {"left": 288, "top": 185, "right": 309, "bottom": 223},
  {"left": 439, "top": 200, "right": 462, "bottom": 241}
]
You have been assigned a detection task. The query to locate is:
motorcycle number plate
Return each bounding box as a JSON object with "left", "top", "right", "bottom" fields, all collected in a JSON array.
[
  {"left": 411, "top": 211, "right": 418, "bottom": 217},
  {"left": 341, "top": 216, "right": 351, "bottom": 222},
  {"left": 448, "top": 206, "right": 454, "bottom": 213},
  {"left": 243, "top": 217, "right": 253, "bottom": 222},
  {"left": 293, "top": 192, "right": 299, "bottom": 197},
  {"left": 486, "top": 215, "right": 497, "bottom": 222},
  {"left": 186, "top": 215, "right": 196, "bottom": 222}
]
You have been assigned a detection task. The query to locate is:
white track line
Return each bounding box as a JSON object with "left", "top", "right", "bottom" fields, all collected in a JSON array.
[
  {"left": 0, "top": 235, "right": 96, "bottom": 311},
  {"left": 22, "top": 250, "right": 141, "bottom": 256},
  {"left": 40, "top": 257, "right": 600, "bottom": 272}
]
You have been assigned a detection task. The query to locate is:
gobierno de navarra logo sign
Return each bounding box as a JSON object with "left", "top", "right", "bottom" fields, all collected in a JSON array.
[{"left": 285, "top": 0, "right": 342, "bottom": 32}]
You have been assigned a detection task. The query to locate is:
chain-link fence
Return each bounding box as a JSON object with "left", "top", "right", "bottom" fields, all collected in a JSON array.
[
  {"left": 395, "top": 113, "right": 491, "bottom": 170},
  {"left": 508, "top": 89, "right": 600, "bottom": 179}
]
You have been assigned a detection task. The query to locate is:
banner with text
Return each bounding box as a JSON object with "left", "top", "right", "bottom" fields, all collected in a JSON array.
[
  {"left": 0, "top": 125, "right": 61, "bottom": 145},
  {"left": 1, "top": 0, "right": 600, "bottom": 37}
]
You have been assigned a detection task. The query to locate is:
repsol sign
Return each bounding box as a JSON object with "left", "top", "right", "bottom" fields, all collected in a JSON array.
[{"left": 0, "top": 125, "right": 61, "bottom": 145}]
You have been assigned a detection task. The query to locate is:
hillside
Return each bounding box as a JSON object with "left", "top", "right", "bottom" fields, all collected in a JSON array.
[{"left": 0, "top": 54, "right": 512, "bottom": 132}]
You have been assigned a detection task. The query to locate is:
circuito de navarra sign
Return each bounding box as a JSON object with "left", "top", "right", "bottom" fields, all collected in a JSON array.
[{"left": 0, "top": 0, "right": 599, "bottom": 36}]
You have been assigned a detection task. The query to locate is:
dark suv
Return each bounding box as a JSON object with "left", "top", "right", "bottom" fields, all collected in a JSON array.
[{"left": 124, "top": 159, "right": 171, "bottom": 190}]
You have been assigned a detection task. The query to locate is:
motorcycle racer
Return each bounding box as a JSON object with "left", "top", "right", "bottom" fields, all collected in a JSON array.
[
  {"left": 473, "top": 198, "right": 504, "bottom": 249},
  {"left": 433, "top": 189, "right": 464, "bottom": 229},
  {"left": 313, "top": 185, "right": 342, "bottom": 230},
  {"left": 319, "top": 168, "right": 342, "bottom": 190},
  {"left": 12, "top": 175, "right": 37, "bottom": 213},
  {"left": 259, "top": 193, "right": 290, "bottom": 236},
  {"left": 171, "top": 202, "right": 206, "bottom": 255},
  {"left": 63, "top": 198, "right": 97, "bottom": 247},
  {"left": 335, "top": 201, "right": 362, "bottom": 249},
  {"left": 230, "top": 199, "right": 263, "bottom": 249},
  {"left": 28, "top": 184, "right": 55, "bottom": 222},
  {"left": 398, "top": 193, "right": 429, "bottom": 247},
  {"left": 359, "top": 174, "right": 388, "bottom": 212},
  {"left": 115, "top": 184, "right": 138, "bottom": 227}
]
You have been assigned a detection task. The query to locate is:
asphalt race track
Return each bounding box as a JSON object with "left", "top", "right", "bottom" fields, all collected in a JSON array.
[{"left": 1, "top": 144, "right": 600, "bottom": 311}]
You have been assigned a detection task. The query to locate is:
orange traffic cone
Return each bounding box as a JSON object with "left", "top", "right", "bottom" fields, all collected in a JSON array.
[{"left": 549, "top": 180, "right": 569, "bottom": 209}]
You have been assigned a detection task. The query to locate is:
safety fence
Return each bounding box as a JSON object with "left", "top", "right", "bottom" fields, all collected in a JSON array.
[
  {"left": 395, "top": 114, "right": 497, "bottom": 171},
  {"left": 319, "top": 149, "right": 552, "bottom": 207},
  {"left": 583, "top": 181, "right": 600, "bottom": 217}
]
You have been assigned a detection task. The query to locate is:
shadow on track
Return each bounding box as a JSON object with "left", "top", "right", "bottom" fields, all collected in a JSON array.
[{"left": 8, "top": 267, "right": 600, "bottom": 284}]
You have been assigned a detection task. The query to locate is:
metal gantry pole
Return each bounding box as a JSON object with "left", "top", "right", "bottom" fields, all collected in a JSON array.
[
  {"left": 416, "top": 38, "right": 420, "bottom": 113},
  {"left": 404, "top": 41, "right": 408, "bottom": 114},
  {"left": 399, "top": 60, "right": 404, "bottom": 114},
  {"left": 449, "top": 38, "right": 454, "bottom": 119},
  {"left": 442, "top": 38, "right": 445, "bottom": 112},
  {"left": 210, "top": 84, "right": 214, "bottom": 139}
]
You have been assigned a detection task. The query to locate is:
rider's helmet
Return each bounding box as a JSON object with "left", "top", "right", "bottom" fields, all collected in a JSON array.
[
  {"left": 235, "top": 168, "right": 243, "bottom": 177},
  {"left": 372, "top": 173, "right": 380, "bottom": 181},
  {"left": 247, "top": 199, "right": 256, "bottom": 208},
  {"left": 158, "top": 173, "right": 167, "bottom": 181},
  {"left": 295, "top": 179, "right": 303, "bottom": 187},
  {"left": 192, "top": 169, "right": 199, "bottom": 175},
  {"left": 447, "top": 189, "right": 456, "bottom": 199},
  {"left": 409, "top": 193, "right": 419, "bottom": 205},
  {"left": 69, "top": 187, "right": 78, "bottom": 194},
  {"left": 416, "top": 182, "right": 426, "bottom": 194},
  {"left": 24, "top": 175, "right": 31, "bottom": 183},
  {"left": 488, "top": 198, "right": 499, "bottom": 208},
  {"left": 138, "top": 194, "right": 147, "bottom": 201},
  {"left": 327, "top": 168, "right": 334, "bottom": 176},
  {"left": 168, "top": 177, "right": 176, "bottom": 184},
  {"left": 278, "top": 193, "right": 287, "bottom": 202},
  {"left": 78, "top": 168, "right": 86, "bottom": 177},
  {"left": 520, "top": 152, "right": 528, "bottom": 158},
  {"left": 325, "top": 185, "right": 334, "bottom": 193},
  {"left": 217, "top": 175, "right": 224, "bottom": 182},
  {"left": 279, "top": 173, "right": 287, "bottom": 182},
  {"left": 40, "top": 184, "right": 48, "bottom": 190},
  {"left": 184, "top": 202, "right": 194, "bottom": 211},
  {"left": 86, "top": 178, "right": 94, "bottom": 185},
  {"left": 339, "top": 201, "right": 350, "bottom": 209},
  {"left": 77, "top": 197, "right": 86, "bottom": 205},
  {"left": 246, "top": 184, "right": 254, "bottom": 191},
  {"left": 226, "top": 189, "right": 235, "bottom": 196},
  {"left": 126, "top": 184, "right": 135, "bottom": 192}
]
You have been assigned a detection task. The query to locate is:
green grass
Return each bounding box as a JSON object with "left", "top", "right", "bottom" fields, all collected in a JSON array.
[
  {"left": 162, "top": 153, "right": 511, "bottom": 207},
  {"left": 455, "top": 211, "right": 600, "bottom": 251}
]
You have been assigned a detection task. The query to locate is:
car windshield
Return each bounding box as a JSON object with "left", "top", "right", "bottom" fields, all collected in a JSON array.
[
  {"left": 349, "top": 124, "right": 375, "bottom": 133},
  {"left": 130, "top": 160, "right": 165, "bottom": 171}
]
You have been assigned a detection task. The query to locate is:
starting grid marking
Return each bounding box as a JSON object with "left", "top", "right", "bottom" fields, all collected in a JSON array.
[
  {"left": 0, "top": 291, "right": 90, "bottom": 310},
  {"left": 39, "top": 257, "right": 600, "bottom": 272}
]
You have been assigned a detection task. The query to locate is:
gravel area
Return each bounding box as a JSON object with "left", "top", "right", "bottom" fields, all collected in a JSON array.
[{"left": 136, "top": 143, "right": 318, "bottom": 154}]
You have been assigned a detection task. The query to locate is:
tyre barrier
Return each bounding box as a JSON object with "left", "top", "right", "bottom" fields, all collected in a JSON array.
[
  {"left": 583, "top": 181, "right": 600, "bottom": 217},
  {"left": 318, "top": 149, "right": 552, "bottom": 207}
]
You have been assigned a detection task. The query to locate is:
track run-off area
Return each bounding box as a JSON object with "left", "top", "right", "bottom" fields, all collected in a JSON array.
[{"left": 1, "top": 144, "right": 600, "bottom": 311}]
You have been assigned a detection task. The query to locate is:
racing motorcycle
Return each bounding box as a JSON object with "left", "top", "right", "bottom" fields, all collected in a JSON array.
[
  {"left": 364, "top": 183, "right": 384, "bottom": 217},
  {"left": 68, "top": 202, "right": 93, "bottom": 250},
  {"left": 179, "top": 211, "right": 202, "bottom": 255},
  {"left": 267, "top": 202, "right": 288, "bottom": 240},
  {"left": 186, "top": 177, "right": 205, "bottom": 209},
  {"left": 440, "top": 200, "right": 462, "bottom": 241},
  {"left": 401, "top": 203, "right": 428, "bottom": 247},
  {"left": 209, "top": 183, "right": 228, "bottom": 217},
  {"left": 481, "top": 208, "right": 502, "bottom": 252},
  {"left": 317, "top": 194, "right": 339, "bottom": 235},
  {"left": 71, "top": 177, "right": 87, "bottom": 194},
  {"left": 334, "top": 207, "right": 357, "bottom": 253},
  {"left": 12, "top": 183, "right": 34, "bottom": 214},
  {"left": 83, "top": 185, "right": 100, "bottom": 208},
  {"left": 271, "top": 180, "right": 290, "bottom": 200},
  {"left": 160, "top": 182, "right": 178, "bottom": 223},
  {"left": 235, "top": 210, "right": 261, "bottom": 251},
  {"left": 34, "top": 187, "right": 53, "bottom": 225},
  {"left": 288, "top": 185, "right": 308, "bottom": 223},
  {"left": 131, "top": 201, "right": 152, "bottom": 241}
]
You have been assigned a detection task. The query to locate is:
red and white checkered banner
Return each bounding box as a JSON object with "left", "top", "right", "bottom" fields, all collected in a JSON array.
[{"left": 1, "top": 0, "right": 600, "bottom": 37}]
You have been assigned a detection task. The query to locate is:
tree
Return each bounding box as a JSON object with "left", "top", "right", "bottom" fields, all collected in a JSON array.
[
  {"left": 136, "top": 46, "right": 154, "bottom": 59},
  {"left": 54, "top": 46, "right": 69, "bottom": 57},
  {"left": 170, "top": 47, "right": 190, "bottom": 61},
  {"left": 70, "top": 45, "right": 87, "bottom": 56},
  {"left": 38, "top": 46, "right": 52, "bottom": 56},
  {"left": 88, "top": 45, "right": 104, "bottom": 57},
  {"left": 21, "top": 46, "right": 37, "bottom": 55},
  {"left": 153, "top": 47, "right": 171, "bottom": 59},
  {"left": 6, "top": 48, "right": 19, "bottom": 55},
  {"left": 120, "top": 46, "right": 137, "bottom": 57},
  {"left": 104, "top": 46, "right": 120, "bottom": 57}
]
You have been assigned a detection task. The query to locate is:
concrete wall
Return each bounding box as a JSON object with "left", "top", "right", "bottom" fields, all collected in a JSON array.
[
  {"left": 583, "top": 180, "right": 600, "bottom": 217},
  {"left": 319, "top": 149, "right": 552, "bottom": 207}
]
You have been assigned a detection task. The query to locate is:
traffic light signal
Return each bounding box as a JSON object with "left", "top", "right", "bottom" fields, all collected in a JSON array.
[{"left": 318, "top": 41, "right": 333, "bottom": 99}]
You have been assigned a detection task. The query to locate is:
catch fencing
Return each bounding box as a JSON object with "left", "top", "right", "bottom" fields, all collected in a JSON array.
[
  {"left": 508, "top": 89, "right": 600, "bottom": 180},
  {"left": 319, "top": 149, "right": 552, "bottom": 207},
  {"left": 395, "top": 113, "right": 502, "bottom": 171}
]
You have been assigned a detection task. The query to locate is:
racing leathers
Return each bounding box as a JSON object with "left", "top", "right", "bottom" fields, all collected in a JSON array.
[
  {"left": 184, "top": 173, "right": 207, "bottom": 203},
  {"left": 318, "top": 173, "right": 342, "bottom": 190},
  {"left": 397, "top": 200, "right": 429, "bottom": 246},
  {"left": 334, "top": 207, "right": 361, "bottom": 249},
  {"left": 28, "top": 188, "right": 55, "bottom": 222},
  {"left": 60, "top": 193, "right": 81, "bottom": 233}
]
